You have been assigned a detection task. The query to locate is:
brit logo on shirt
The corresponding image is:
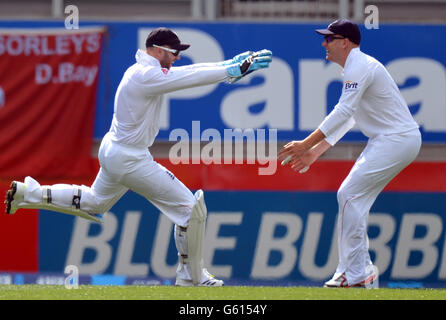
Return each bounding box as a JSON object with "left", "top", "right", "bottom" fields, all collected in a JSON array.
[{"left": 344, "top": 81, "right": 358, "bottom": 90}]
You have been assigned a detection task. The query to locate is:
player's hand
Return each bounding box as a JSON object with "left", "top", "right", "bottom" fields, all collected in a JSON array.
[
  {"left": 253, "top": 49, "right": 273, "bottom": 59},
  {"left": 231, "top": 51, "right": 254, "bottom": 64},
  {"left": 226, "top": 49, "right": 272, "bottom": 83},
  {"left": 223, "top": 49, "right": 271, "bottom": 66},
  {"left": 220, "top": 51, "right": 253, "bottom": 66},
  {"left": 289, "top": 149, "right": 318, "bottom": 173},
  {"left": 278, "top": 140, "right": 308, "bottom": 167}
]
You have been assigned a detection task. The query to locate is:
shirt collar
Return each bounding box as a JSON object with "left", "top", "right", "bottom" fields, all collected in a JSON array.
[
  {"left": 344, "top": 47, "right": 360, "bottom": 70},
  {"left": 135, "top": 49, "right": 161, "bottom": 67}
]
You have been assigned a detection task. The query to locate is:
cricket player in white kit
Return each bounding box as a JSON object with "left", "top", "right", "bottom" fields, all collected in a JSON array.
[
  {"left": 5, "top": 27, "right": 272, "bottom": 286},
  {"left": 279, "top": 19, "right": 421, "bottom": 287}
]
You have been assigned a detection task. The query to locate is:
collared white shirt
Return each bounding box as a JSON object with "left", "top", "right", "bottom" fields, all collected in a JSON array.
[
  {"left": 319, "top": 48, "right": 419, "bottom": 145},
  {"left": 108, "top": 49, "right": 228, "bottom": 148}
]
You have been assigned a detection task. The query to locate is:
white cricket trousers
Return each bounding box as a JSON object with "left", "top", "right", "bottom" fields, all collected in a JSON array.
[
  {"left": 81, "top": 133, "right": 196, "bottom": 227},
  {"left": 19, "top": 133, "right": 199, "bottom": 280},
  {"left": 335, "top": 128, "right": 421, "bottom": 285}
]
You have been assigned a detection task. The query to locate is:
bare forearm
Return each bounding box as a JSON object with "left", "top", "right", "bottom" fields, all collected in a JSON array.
[
  {"left": 302, "top": 129, "right": 326, "bottom": 151},
  {"left": 310, "top": 139, "right": 332, "bottom": 158}
]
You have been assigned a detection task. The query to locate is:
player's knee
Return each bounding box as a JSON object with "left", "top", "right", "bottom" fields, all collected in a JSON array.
[
  {"left": 337, "top": 187, "right": 346, "bottom": 204},
  {"left": 88, "top": 199, "right": 109, "bottom": 214},
  {"left": 79, "top": 186, "right": 108, "bottom": 214},
  {"left": 184, "top": 192, "right": 198, "bottom": 218},
  {"left": 337, "top": 186, "right": 354, "bottom": 207}
]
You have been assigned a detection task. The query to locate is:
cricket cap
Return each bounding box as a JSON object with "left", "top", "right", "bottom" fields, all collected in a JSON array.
[
  {"left": 145, "top": 27, "right": 190, "bottom": 51},
  {"left": 316, "top": 19, "right": 361, "bottom": 45}
]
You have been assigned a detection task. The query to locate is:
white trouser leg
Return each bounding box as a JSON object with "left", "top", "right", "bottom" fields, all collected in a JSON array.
[
  {"left": 82, "top": 167, "right": 128, "bottom": 213},
  {"left": 119, "top": 158, "right": 195, "bottom": 227},
  {"left": 12, "top": 154, "right": 128, "bottom": 223},
  {"left": 98, "top": 135, "right": 195, "bottom": 227},
  {"left": 18, "top": 177, "right": 85, "bottom": 211},
  {"left": 98, "top": 134, "right": 205, "bottom": 281},
  {"left": 94, "top": 134, "right": 220, "bottom": 285},
  {"left": 14, "top": 177, "right": 106, "bottom": 222},
  {"left": 19, "top": 171, "right": 128, "bottom": 214},
  {"left": 336, "top": 130, "right": 421, "bottom": 285}
]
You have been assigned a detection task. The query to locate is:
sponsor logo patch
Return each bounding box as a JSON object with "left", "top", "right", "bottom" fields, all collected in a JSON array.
[{"left": 344, "top": 80, "right": 358, "bottom": 90}]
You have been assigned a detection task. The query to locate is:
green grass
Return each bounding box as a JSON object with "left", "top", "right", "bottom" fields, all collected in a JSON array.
[{"left": 0, "top": 285, "right": 445, "bottom": 300}]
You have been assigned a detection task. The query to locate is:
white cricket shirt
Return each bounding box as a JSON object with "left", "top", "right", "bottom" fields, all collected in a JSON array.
[
  {"left": 319, "top": 48, "right": 419, "bottom": 145},
  {"left": 108, "top": 49, "right": 229, "bottom": 148}
]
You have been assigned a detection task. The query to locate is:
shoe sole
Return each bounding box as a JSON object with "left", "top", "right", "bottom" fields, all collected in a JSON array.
[
  {"left": 175, "top": 279, "right": 224, "bottom": 287},
  {"left": 4, "top": 181, "right": 17, "bottom": 214},
  {"left": 324, "top": 284, "right": 349, "bottom": 288}
]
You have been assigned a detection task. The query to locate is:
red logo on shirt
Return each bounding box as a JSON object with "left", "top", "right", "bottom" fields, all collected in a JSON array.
[{"left": 161, "top": 68, "right": 169, "bottom": 75}]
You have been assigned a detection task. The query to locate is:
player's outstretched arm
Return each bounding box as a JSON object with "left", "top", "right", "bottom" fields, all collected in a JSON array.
[{"left": 175, "top": 50, "right": 270, "bottom": 70}]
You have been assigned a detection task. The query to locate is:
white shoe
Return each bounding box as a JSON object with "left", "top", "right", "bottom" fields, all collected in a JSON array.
[
  {"left": 4, "top": 180, "right": 26, "bottom": 214},
  {"left": 324, "top": 273, "right": 349, "bottom": 288},
  {"left": 176, "top": 268, "right": 224, "bottom": 287},
  {"left": 5, "top": 176, "right": 43, "bottom": 214},
  {"left": 324, "top": 269, "right": 377, "bottom": 288}
]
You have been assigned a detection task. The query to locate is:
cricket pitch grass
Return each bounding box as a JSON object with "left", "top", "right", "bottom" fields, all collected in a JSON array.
[{"left": 0, "top": 285, "right": 445, "bottom": 300}]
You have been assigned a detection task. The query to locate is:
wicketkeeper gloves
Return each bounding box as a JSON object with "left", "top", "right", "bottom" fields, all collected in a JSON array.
[
  {"left": 221, "top": 51, "right": 254, "bottom": 66},
  {"left": 225, "top": 49, "right": 272, "bottom": 83}
]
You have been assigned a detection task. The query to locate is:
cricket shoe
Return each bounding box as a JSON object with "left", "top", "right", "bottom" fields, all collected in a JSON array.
[
  {"left": 324, "top": 271, "right": 377, "bottom": 288},
  {"left": 355, "top": 270, "right": 378, "bottom": 288},
  {"left": 4, "top": 180, "right": 26, "bottom": 214},
  {"left": 4, "top": 176, "right": 42, "bottom": 214},
  {"left": 324, "top": 273, "right": 349, "bottom": 288},
  {"left": 175, "top": 268, "right": 224, "bottom": 287}
]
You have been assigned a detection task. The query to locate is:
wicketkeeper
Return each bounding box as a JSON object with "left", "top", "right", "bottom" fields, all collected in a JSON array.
[{"left": 5, "top": 27, "right": 273, "bottom": 286}]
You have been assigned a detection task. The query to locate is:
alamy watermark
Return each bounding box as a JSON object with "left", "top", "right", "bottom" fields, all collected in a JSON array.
[
  {"left": 364, "top": 5, "right": 379, "bottom": 30},
  {"left": 64, "top": 264, "right": 79, "bottom": 289},
  {"left": 64, "top": 5, "right": 79, "bottom": 30},
  {"left": 168, "top": 121, "right": 278, "bottom": 176}
]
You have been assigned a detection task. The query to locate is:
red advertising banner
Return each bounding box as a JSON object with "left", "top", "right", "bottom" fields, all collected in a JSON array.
[
  {"left": 0, "top": 183, "right": 38, "bottom": 272},
  {"left": 0, "top": 27, "right": 105, "bottom": 180},
  {"left": 157, "top": 160, "right": 446, "bottom": 192}
]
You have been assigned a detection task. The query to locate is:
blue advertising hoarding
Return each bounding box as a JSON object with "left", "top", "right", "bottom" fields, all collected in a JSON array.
[
  {"left": 0, "top": 20, "right": 445, "bottom": 142},
  {"left": 38, "top": 191, "right": 446, "bottom": 286}
]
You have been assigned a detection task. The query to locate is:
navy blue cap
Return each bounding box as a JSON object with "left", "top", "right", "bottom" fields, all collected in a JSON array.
[
  {"left": 145, "top": 27, "right": 190, "bottom": 51},
  {"left": 316, "top": 19, "right": 361, "bottom": 45}
]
